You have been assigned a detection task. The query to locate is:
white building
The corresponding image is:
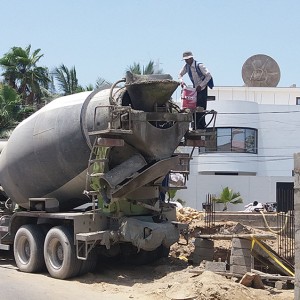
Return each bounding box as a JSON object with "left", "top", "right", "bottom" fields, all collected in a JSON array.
[{"left": 178, "top": 85, "right": 300, "bottom": 211}]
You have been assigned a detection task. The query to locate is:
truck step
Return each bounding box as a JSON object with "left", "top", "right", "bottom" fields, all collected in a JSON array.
[{"left": 76, "top": 230, "right": 107, "bottom": 242}]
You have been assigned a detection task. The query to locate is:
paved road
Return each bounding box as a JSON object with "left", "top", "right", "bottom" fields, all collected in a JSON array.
[{"left": 0, "top": 250, "right": 127, "bottom": 300}]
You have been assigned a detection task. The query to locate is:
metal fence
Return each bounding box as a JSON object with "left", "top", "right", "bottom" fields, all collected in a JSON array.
[
  {"left": 203, "top": 194, "right": 215, "bottom": 233},
  {"left": 277, "top": 211, "right": 295, "bottom": 265},
  {"left": 276, "top": 182, "right": 295, "bottom": 265}
]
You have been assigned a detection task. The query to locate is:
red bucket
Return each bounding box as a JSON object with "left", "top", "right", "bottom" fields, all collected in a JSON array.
[{"left": 181, "top": 87, "right": 197, "bottom": 109}]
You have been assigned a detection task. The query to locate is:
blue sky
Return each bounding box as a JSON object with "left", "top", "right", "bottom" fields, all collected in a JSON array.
[{"left": 1, "top": 0, "right": 299, "bottom": 89}]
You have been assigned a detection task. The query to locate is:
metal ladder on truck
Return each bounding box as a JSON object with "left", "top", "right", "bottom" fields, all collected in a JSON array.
[{"left": 84, "top": 104, "right": 133, "bottom": 212}]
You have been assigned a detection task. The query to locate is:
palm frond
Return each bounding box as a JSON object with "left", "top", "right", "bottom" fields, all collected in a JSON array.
[
  {"left": 128, "top": 62, "right": 142, "bottom": 75},
  {"left": 213, "top": 186, "right": 243, "bottom": 210},
  {"left": 143, "top": 60, "right": 154, "bottom": 74}
]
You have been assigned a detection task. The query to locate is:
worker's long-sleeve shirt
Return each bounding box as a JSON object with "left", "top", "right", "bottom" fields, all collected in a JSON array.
[{"left": 179, "top": 61, "right": 212, "bottom": 90}]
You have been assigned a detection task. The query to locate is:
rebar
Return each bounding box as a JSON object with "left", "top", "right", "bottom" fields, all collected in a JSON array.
[{"left": 204, "top": 193, "right": 215, "bottom": 233}]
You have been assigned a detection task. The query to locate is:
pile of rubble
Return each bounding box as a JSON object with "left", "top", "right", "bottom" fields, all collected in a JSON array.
[
  {"left": 170, "top": 206, "right": 295, "bottom": 294},
  {"left": 176, "top": 206, "right": 205, "bottom": 223}
]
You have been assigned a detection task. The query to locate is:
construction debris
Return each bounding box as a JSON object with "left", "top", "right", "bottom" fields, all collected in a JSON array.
[
  {"left": 239, "top": 272, "right": 265, "bottom": 289},
  {"left": 171, "top": 206, "right": 295, "bottom": 286}
]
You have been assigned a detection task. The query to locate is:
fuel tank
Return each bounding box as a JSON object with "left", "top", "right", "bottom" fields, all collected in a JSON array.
[{"left": 0, "top": 90, "right": 111, "bottom": 210}]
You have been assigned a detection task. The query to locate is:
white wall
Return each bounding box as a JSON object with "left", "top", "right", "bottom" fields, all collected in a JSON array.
[
  {"left": 256, "top": 104, "right": 300, "bottom": 176},
  {"left": 203, "top": 100, "right": 300, "bottom": 177},
  {"left": 177, "top": 174, "right": 292, "bottom": 211},
  {"left": 177, "top": 86, "right": 300, "bottom": 210},
  {"left": 210, "top": 86, "right": 300, "bottom": 105}
]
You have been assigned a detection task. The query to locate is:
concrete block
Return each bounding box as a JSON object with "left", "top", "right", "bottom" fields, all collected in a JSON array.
[
  {"left": 275, "top": 281, "right": 287, "bottom": 290},
  {"left": 230, "top": 264, "right": 251, "bottom": 275},
  {"left": 230, "top": 255, "right": 252, "bottom": 266},
  {"left": 205, "top": 261, "right": 227, "bottom": 272},
  {"left": 231, "top": 247, "right": 251, "bottom": 257},
  {"left": 232, "top": 238, "right": 251, "bottom": 249}
]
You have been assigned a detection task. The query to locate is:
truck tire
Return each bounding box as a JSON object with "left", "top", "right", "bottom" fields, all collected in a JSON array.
[
  {"left": 14, "top": 224, "right": 45, "bottom": 273},
  {"left": 44, "top": 226, "right": 81, "bottom": 279},
  {"left": 120, "top": 244, "right": 165, "bottom": 265},
  {"left": 78, "top": 248, "right": 98, "bottom": 275}
]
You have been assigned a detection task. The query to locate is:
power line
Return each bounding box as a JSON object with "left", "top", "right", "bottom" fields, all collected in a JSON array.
[{"left": 218, "top": 110, "right": 300, "bottom": 115}]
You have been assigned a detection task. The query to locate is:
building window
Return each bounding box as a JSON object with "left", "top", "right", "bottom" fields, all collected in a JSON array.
[
  {"left": 296, "top": 97, "right": 300, "bottom": 105},
  {"left": 206, "top": 127, "right": 257, "bottom": 154}
]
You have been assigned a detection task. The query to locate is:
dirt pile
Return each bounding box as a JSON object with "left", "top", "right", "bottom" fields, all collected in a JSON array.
[
  {"left": 171, "top": 207, "right": 279, "bottom": 260},
  {"left": 83, "top": 263, "right": 293, "bottom": 300},
  {"left": 83, "top": 207, "right": 291, "bottom": 299}
]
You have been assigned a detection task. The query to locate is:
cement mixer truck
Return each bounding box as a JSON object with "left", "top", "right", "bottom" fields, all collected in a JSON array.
[{"left": 0, "top": 72, "right": 216, "bottom": 279}]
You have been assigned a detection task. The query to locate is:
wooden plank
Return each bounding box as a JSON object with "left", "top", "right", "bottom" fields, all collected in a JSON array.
[
  {"left": 189, "top": 268, "right": 294, "bottom": 281},
  {"left": 197, "top": 234, "right": 276, "bottom": 240},
  {"left": 251, "top": 269, "right": 294, "bottom": 281}
]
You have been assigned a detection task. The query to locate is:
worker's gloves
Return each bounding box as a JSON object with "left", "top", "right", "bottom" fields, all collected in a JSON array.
[{"left": 179, "top": 79, "right": 186, "bottom": 88}]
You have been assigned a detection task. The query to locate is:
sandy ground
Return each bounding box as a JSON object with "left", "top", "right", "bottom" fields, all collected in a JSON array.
[
  {"left": 0, "top": 207, "right": 295, "bottom": 300},
  {"left": 76, "top": 259, "right": 294, "bottom": 300},
  {"left": 0, "top": 254, "right": 293, "bottom": 300},
  {"left": 76, "top": 207, "right": 294, "bottom": 300}
]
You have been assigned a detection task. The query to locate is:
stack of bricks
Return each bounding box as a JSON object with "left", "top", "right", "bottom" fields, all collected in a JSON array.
[
  {"left": 193, "top": 238, "right": 214, "bottom": 265},
  {"left": 230, "top": 238, "right": 252, "bottom": 275}
]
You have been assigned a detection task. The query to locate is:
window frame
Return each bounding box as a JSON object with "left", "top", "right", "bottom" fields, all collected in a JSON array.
[{"left": 205, "top": 127, "right": 258, "bottom": 154}]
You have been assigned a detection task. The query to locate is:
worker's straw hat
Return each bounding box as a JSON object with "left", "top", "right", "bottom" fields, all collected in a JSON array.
[{"left": 182, "top": 51, "right": 193, "bottom": 60}]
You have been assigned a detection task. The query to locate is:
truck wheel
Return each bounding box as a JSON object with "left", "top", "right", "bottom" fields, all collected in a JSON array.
[
  {"left": 44, "top": 226, "right": 81, "bottom": 279},
  {"left": 78, "top": 248, "right": 98, "bottom": 275},
  {"left": 14, "top": 224, "right": 45, "bottom": 273},
  {"left": 120, "top": 244, "right": 163, "bottom": 265}
]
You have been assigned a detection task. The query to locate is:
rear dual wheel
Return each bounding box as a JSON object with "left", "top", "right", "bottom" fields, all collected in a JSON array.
[
  {"left": 14, "top": 224, "right": 96, "bottom": 279},
  {"left": 14, "top": 224, "right": 45, "bottom": 273},
  {"left": 44, "top": 226, "right": 82, "bottom": 279}
]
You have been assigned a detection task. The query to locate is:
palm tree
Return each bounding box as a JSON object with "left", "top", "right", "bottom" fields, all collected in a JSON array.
[
  {"left": 128, "top": 62, "right": 142, "bottom": 75},
  {"left": 212, "top": 187, "right": 243, "bottom": 211},
  {"left": 0, "top": 45, "right": 50, "bottom": 105},
  {"left": 127, "top": 60, "right": 163, "bottom": 75},
  {"left": 53, "top": 64, "right": 83, "bottom": 95},
  {"left": 0, "top": 84, "right": 21, "bottom": 129}
]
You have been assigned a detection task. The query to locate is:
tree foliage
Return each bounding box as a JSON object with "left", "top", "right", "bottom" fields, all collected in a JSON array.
[
  {"left": 52, "top": 64, "right": 83, "bottom": 95},
  {"left": 0, "top": 45, "right": 115, "bottom": 136},
  {"left": 213, "top": 187, "right": 243, "bottom": 211},
  {"left": 0, "top": 45, "right": 50, "bottom": 105},
  {"left": 127, "top": 60, "right": 163, "bottom": 75},
  {"left": 0, "top": 84, "right": 21, "bottom": 128},
  {"left": 0, "top": 45, "right": 165, "bottom": 131}
]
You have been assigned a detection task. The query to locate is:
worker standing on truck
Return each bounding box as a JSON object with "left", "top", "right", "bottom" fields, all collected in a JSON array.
[{"left": 178, "top": 51, "right": 214, "bottom": 129}]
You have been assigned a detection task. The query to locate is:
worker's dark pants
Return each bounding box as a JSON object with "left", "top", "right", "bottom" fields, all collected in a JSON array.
[{"left": 194, "top": 86, "right": 207, "bottom": 129}]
